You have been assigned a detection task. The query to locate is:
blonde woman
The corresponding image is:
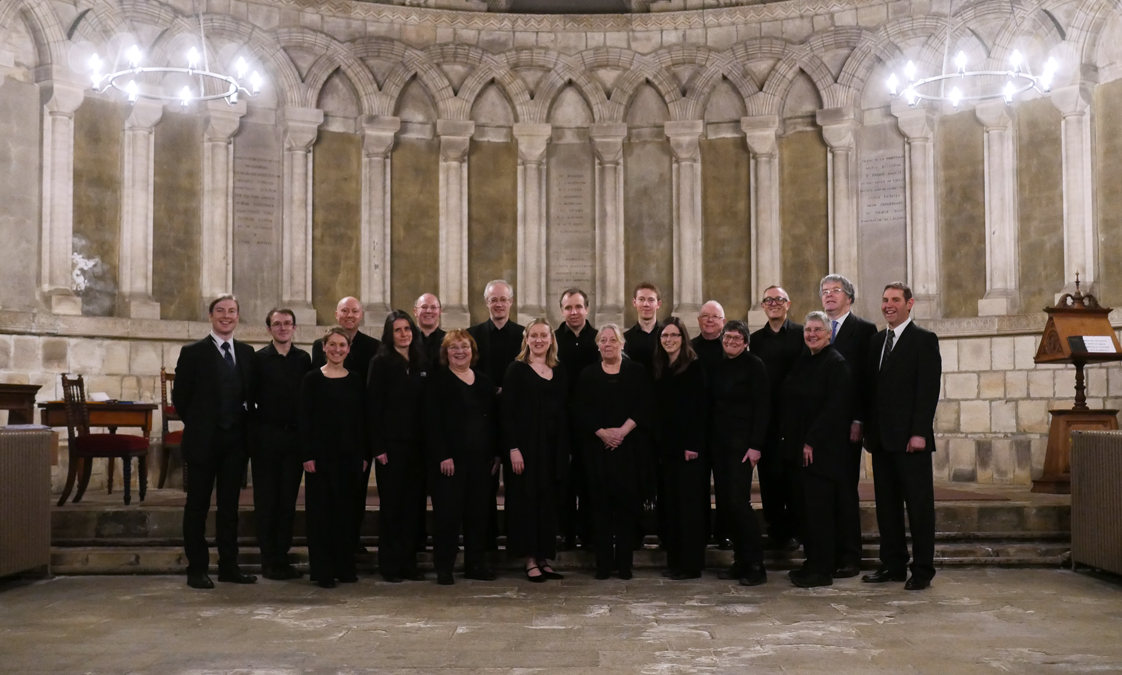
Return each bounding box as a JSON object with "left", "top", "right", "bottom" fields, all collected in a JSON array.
[{"left": 501, "top": 318, "right": 569, "bottom": 582}]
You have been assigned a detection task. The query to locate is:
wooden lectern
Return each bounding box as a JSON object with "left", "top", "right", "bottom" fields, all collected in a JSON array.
[{"left": 1032, "top": 276, "right": 1122, "bottom": 493}]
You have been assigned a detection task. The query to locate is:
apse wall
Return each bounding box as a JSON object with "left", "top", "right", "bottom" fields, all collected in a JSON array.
[{"left": 2, "top": 0, "right": 1122, "bottom": 490}]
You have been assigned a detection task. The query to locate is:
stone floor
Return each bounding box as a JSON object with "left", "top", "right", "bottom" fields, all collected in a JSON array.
[{"left": 2, "top": 568, "right": 1121, "bottom": 674}]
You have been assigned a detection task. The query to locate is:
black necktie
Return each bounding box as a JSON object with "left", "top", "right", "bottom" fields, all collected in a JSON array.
[
  {"left": 881, "top": 330, "right": 895, "bottom": 370},
  {"left": 221, "top": 342, "right": 236, "bottom": 369}
]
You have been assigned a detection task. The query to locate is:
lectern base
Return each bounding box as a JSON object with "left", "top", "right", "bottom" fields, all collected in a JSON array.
[{"left": 1032, "top": 409, "right": 1119, "bottom": 494}]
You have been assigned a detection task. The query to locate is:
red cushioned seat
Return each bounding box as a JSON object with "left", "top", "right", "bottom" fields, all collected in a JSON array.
[
  {"left": 74, "top": 433, "right": 150, "bottom": 457},
  {"left": 165, "top": 430, "right": 183, "bottom": 444},
  {"left": 163, "top": 405, "right": 178, "bottom": 417}
]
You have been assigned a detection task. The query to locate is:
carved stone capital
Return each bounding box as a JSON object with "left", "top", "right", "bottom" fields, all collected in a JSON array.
[
  {"left": 513, "top": 122, "right": 552, "bottom": 164},
  {"left": 741, "top": 115, "right": 779, "bottom": 157},
  {"left": 1050, "top": 84, "right": 1093, "bottom": 118},
  {"left": 892, "top": 104, "right": 937, "bottom": 142},
  {"left": 125, "top": 97, "right": 164, "bottom": 130},
  {"left": 361, "top": 115, "right": 400, "bottom": 158},
  {"left": 816, "top": 106, "right": 859, "bottom": 150},
  {"left": 203, "top": 99, "right": 246, "bottom": 142},
  {"left": 437, "top": 119, "right": 475, "bottom": 162},
  {"left": 974, "top": 100, "right": 1012, "bottom": 131},
  {"left": 665, "top": 120, "right": 703, "bottom": 162},
  {"left": 590, "top": 122, "right": 628, "bottom": 164},
  {"left": 38, "top": 76, "right": 85, "bottom": 116},
  {"left": 281, "top": 106, "right": 324, "bottom": 151}
]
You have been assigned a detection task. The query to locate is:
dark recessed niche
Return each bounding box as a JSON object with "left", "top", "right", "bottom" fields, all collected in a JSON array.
[{"left": 506, "top": 0, "right": 629, "bottom": 13}]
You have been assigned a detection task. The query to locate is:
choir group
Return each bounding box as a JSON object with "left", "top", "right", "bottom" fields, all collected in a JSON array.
[{"left": 173, "top": 274, "right": 941, "bottom": 592}]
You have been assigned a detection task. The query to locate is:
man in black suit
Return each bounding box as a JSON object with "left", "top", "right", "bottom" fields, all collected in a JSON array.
[
  {"left": 820, "top": 273, "right": 877, "bottom": 578},
  {"left": 862, "top": 282, "right": 941, "bottom": 590},
  {"left": 311, "top": 296, "right": 382, "bottom": 553},
  {"left": 554, "top": 288, "right": 598, "bottom": 551},
  {"left": 623, "top": 282, "right": 662, "bottom": 371},
  {"left": 691, "top": 300, "right": 730, "bottom": 550},
  {"left": 467, "top": 279, "right": 525, "bottom": 548},
  {"left": 250, "top": 308, "right": 312, "bottom": 581},
  {"left": 414, "top": 292, "right": 446, "bottom": 367},
  {"left": 174, "top": 294, "right": 257, "bottom": 589}
]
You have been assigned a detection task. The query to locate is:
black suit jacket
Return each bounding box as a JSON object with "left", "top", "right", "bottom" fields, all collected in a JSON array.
[
  {"left": 864, "top": 322, "right": 942, "bottom": 455},
  {"left": 172, "top": 337, "right": 255, "bottom": 463},
  {"left": 829, "top": 313, "right": 877, "bottom": 423},
  {"left": 311, "top": 330, "right": 381, "bottom": 376}
]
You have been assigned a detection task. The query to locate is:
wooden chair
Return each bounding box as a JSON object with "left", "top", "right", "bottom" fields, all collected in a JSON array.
[
  {"left": 57, "top": 374, "right": 149, "bottom": 506},
  {"left": 159, "top": 367, "right": 185, "bottom": 490}
]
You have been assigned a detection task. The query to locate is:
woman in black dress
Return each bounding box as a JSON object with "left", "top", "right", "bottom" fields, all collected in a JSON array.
[
  {"left": 577, "top": 324, "right": 655, "bottom": 580},
  {"left": 425, "top": 329, "right": 500, "bottom": 586},
  {"left": 780, "top": 311, "right": 853, "bottom": 588},
  {"left": 652, "top": 317, "right": 708, "bottom": 580},
  {"left": 299, "top": 326, "right": 369, "bottom": 588},
  {"left": 368, "top": 310, "right": 427, "bottom": 583},
  {"left": 502, "top": 318, "right": 569, "bottom": 582},
  {"left": 710, "top": 319, "right": 771, "bottom": 586}
]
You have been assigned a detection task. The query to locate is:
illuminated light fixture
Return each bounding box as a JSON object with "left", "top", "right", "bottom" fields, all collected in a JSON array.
[{"left": 886, "top": 44, "right": 1058, "bottom": 108}]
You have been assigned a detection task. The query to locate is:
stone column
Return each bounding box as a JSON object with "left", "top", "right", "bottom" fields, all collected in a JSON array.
[
  {"left": 665, "top": 120, "right": 704, "bottom": 318},
  {"left": 817, "top": 107, "right": 860, "bottom": 279},
  {"left": 200, "top": 100, "right": 246, "bottom": 316},
  {"left": 117, "top": 98, "right": 163, "bottom": 319},
  {"left": 1050, "top": 84, "right": 1097, "bottom": 295},
  {"left": 278, "top": 107, "right": 322, "bottom": 326},
  {"left": 513, "top": 122, "right": 551, "bottom": 323},
  {"left": 37, "top": 76, "right": 85, "bottom": 315},
  {"left": 437, "top": 119, "right": 474, "bottom": 328},
  {"left": 892, "top": 102, "right": 941, "bottom": 319},
  {"left": 360, "top": 115, "right": 400, "bottom": 321},
  {"left": 742, "top": 115, "right": 781, "bottom": 325},
  {"left": 975, "top": 101, "right": 1019, "bottom": 316},
  {"left": 590, "top": 122, "right": 628, "bottom": 328}
]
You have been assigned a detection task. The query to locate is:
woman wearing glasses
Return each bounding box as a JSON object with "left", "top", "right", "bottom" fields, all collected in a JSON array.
[
  {"left": 651, "top": 317, "right": 708, "bottom": 580},
  {"left": 709, "top": 320, "right": 771, "bottom": 586}
]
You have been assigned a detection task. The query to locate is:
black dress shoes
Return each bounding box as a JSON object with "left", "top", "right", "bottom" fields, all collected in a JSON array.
[
  {"left": 861, "top": 568, "right": 907, "bottom": 583},
  {"left": 717, "top": 538, "right": 734, "bottom": 551},
  {"left": 337, "top": 575, "right": 359, "bottom": 583},
  {"left": 217, "top": 570, "right": 257, "bottom": 584},
  {"left": 661, "top": 569, "right": 678, "bottom": 578},
  {"left": 464, "top": 567, "right": 498, "bottom": 581},
  {"left": 436, "top": 572, "right": 455, "bottom": 586},
  {"left": 739, "top": 563, "right": 767, "bottom": 586},
  {"left": 594, "top": 570, "right": 611, "bottom": 580},
  {"left": 539, "top": 566, "right": 564, "bottom": 580},
  {"left": 833, "top": 564, "right": 861, "bottom": 579},
  {"left": 790, "top": 569, "right": 833, "bottom": 588},
  {"left": 187, "top": 572, "right": 214, "bottom": 589},
  {"left": 403, "top": 570, "right": 426, "bottom": 582},
  {"left": 382, "top": 574, "right": 403, "bottom": 583},
  {"left": 904, "top": 576, "right": 931, "bottom": 591},
  {"left": 618, "top": 569, "right": 633, "bottom": 581},
  {"left": 717, "top": 566, "right": 743, "bottom": 580},
  {"left": 668, "top": 571, "right": 701, "bottom": 580},
  {"left": 768, "top": 537, "right": 800, "bottom": 552},
  {"left": 263, "top": 565, "right": 304, "bottom": 581},
  {"left": 317, "top": 579, "right": 336, "bottom": 589}
]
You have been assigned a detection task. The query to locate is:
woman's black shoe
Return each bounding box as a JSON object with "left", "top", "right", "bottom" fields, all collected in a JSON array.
[
  {"left": 739, "top": 563, "right": 767, "bottom": 586},
  {"left": 317, "top": 579, "right": 337, "bottom": 589},
  {"left": 381, "top": 574, "right": 403, "bottom": 583},
  {"left": 668, "top": 571, "right": 701, "bottom": 580},
  {"left": 437, "top": 572, "right": 455, "bottom": 586},
  {"left": 618, "top": 569, "right": 633, "bottom": 580},
  {"left": 538, "top": 564, "right": 564, "bottom": 580},
  {"left": 525, "top": 565, "right": 547, "bottom": 583},
  {"left": 403, "top": 570, "right": 426, "bottom": 582},
  {"left": 594, "top": 570, "right": 611, "bottom": 580},
  {"left": 337, "top": 575, "right": 359, "bottom": 583}
]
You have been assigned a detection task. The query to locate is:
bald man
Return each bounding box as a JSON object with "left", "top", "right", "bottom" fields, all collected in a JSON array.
[
  {"left": 311, "top": 296, "right": 383, "bottom": 553},
  {"left": 692, "top": 300, "right": 731, "bottom": 550},
  {"left": 414, "top": 293, "right": 445, "bottom": 366}
]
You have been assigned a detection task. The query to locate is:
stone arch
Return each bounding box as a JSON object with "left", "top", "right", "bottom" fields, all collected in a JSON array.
[
  {"left": 756, "top": 45, "right": 836, "bottom": 117},
  {"left": 534, "top": 53, "right": 615, "bottom": 122},
  {"left": 682, "top": 52, "right": 758, "bottom": 122},
  {"left": 837, "top": 27, "right": 911, "bottom": 106},
  {"left": 987, "top": 0, "right": 1067, "bottom": 66},
  {"left": 353, "top": 37, "right": 457, "bottom": 119},
  {"left": 1068, "top": 0, "right": 1122, "bottom": 68},
  {"left": 424, "top": 42, "right": 532, "bottom": 123},
  {"left": 66, "top": 0, "right": 131, "bottom": 46},
  {"left": 275, "top": 28, "right": 378, "bottom": 115},
  {"left": 0, "top": 0, "right": 68, "bottom": 67},
  {"left": 591, "top": 48, "right": 684, "bottom": 120}
]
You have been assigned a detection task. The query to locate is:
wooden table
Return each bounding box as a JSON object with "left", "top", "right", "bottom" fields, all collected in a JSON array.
[
  {"left": 0, "top": 384, "right": 42, "bottom": 424},
  {"left": 38, "top": 401, "right": 157, "bottom": 494}
]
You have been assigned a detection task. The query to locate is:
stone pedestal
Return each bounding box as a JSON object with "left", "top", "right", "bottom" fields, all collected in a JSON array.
[
  {"left": 975, "top": 101, "right": 1019, "bottom": 317},
  {"left": 892, "top": 103, "right": 941, "bottom": 319},
  {"left": 590, "top": 123, "right": 628, "bottom": 328},
  {"left": 37, "top": 75, "right": 85, "bottom": 316},
  {"left": 361, "top": 115, "right": 400, "bottom": 320},
  {"left": 437, "top": 119, "right": 474, "bottom": 329},
  {"left": 117, "top": 99, "right": 163, "bottom": 320},
  {"left": 818, "top": 107, "right": 860, "bottom": 280},
  {"left": 514, "top": 123, "right": 551, "bottom": 323},
  {"left": 666, "top": 120, "right": 704, "bottom": 319},
  {"left": 1050, "top": 85, "right": 1097, "bottom": 298},
  {"left": 201, "top": 100, "right": 246, "bottom": 317},
  {"left": 280, "top": 106, "right": 322, "bottom": 326},
  {"left": 742, "top": 115, "right": 781, "bottom": 301}
]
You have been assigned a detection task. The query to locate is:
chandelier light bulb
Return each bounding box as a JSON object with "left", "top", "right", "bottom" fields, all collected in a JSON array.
[
  {"left": 250, "top": 71, "right": 262, "bottom": 94},
  {"left": 187, "top": 47, "right": 199, "bottom": 70},
  {"left": 236, "top": 57, "right": 248, "bottom": 79},
  {"left": 89, "top": 54, "right": 102, "bottom": 87},
  {"left": 955, "top": 51, "right": 967, "bottom": 73},
  {"left": 949, "top": 86, "right": 962, "bottom": 108},
  {"left": 887, "top": 73, "right": 899, "bottom": 95},
  {"left": 1003, "top": 81, "right": 1015, "bottom": 103},
  {"left": 904, "top": 87, "right": 917, "bottom": 106},
  {"left": 127, "top": 45, "right": 141, "bottom": 69},
  {"left": 1010, "top": 50, "right": 1023, "bottom": 73},
  {"left": 180, "top": 86, "right": 192, "bottom": 107},
  {"left": 126, "top": 80, "right": 138, "bottom": 103},
  {"left": 904, "top": 61, "right": 917, "bottom": 81}
]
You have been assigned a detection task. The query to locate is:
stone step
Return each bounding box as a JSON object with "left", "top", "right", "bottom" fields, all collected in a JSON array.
[{"left": 50, "top": 539, "right": 1070, "bottom": 575}]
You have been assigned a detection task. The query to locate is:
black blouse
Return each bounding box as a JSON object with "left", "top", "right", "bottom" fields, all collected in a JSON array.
[
  {"left": 501, "top": 360, "right": 570, "bottom": 483},
  {"left": 779, "top": 345, "right": 852, "bottom": 477},
  {"left": 654, "top": 358, "right": 707, "bottom": 458},
  {"left": 708, "top": 351, "right": 771, "bottom": 452},
  {"left": 424, "top": 367, "right": 499, "bottom": 465},
  {"left": 298, "top": 368, "right": 368, "bottom": 471},
  {"left": 575, "top": 359, "right": 656, "bottom": 443},
  {"left": 367, "top": 353, "right": 426, "bottom": 453}
]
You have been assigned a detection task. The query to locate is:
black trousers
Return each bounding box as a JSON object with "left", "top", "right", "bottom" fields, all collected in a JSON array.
[
  {"left": 663, "top": 455, "right": 709, "bottom": 575},
  {"left": 759, "top": 447, "right": 801, "bottom": 542},
  {"left": 872, "top": 450, "right": 936, "bottom": 581},
  {"left": 306, "top": 466, "right": 357, "bottom": 583},
  {"left": 713, "top": 449, "right": 764, "bottom": 568},
  {"left": 430, "top": 457, "right": 491, "bottom": 574},
  {"left": 353, "top": 462, "right": 374, "bottom": 548},
  {"left": 251, "top": 428, "right": 304, "bottom": 570},
  {"left": 591, "top": 483, "right": 641, "bottom": 575},
  {"left": 559, "top": 441, "right": 591, "bottom": 545},
  {"left": 708, "top": 455, "right": 734, "bottom": 543},
  {"left": 835, "top": 441, "right": 864, "bottom": 568},
  {"left": 374, "top": 442, "right": 425, "bottom": 577},
  {"left": 487, "top": 466, "right": 502, "bottom": 548},
  {"left": 183, "top": 428, "right": 246, "bottom": 575},
  {"left": 801, "top": 470, "right": 841, "bottom": 576}
]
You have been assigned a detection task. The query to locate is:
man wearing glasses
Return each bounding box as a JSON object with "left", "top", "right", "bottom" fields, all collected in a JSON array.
[
  {"left": 750, "top": 287, "right": 805, "bottom": 552},
  {"left": 819, "top": 274, "right": 877, "bottom": 578}
]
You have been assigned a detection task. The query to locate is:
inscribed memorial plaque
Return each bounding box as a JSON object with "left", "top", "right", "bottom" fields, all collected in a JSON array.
[
  {"left": 547, "top": 144, "right": 595, "bottom": 325},
  {"left": 233, "top": 123, "right": 282, "bottom": 324}
]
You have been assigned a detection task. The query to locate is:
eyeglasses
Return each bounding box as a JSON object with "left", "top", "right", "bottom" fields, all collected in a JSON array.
[
  {"left": 820, "top": 288, "right": 846, "bottom": 297},
  {"left": 269, "top": 321, "right": 295, "bottom": 329},
  {"left": 761, "top": 297, "right": 789, "bottom": 306},
  {"left": 661, "top": 332, "right": 682, "bottom": 340},
  {"left": 699, "top": 313, "right": 723, "bottom": 321},
  {"left": 721, "top": 334, "right": 745, "bottom": 343},
  {"left": 487, "top": 297, "right": 512, "bottom": 305}
]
